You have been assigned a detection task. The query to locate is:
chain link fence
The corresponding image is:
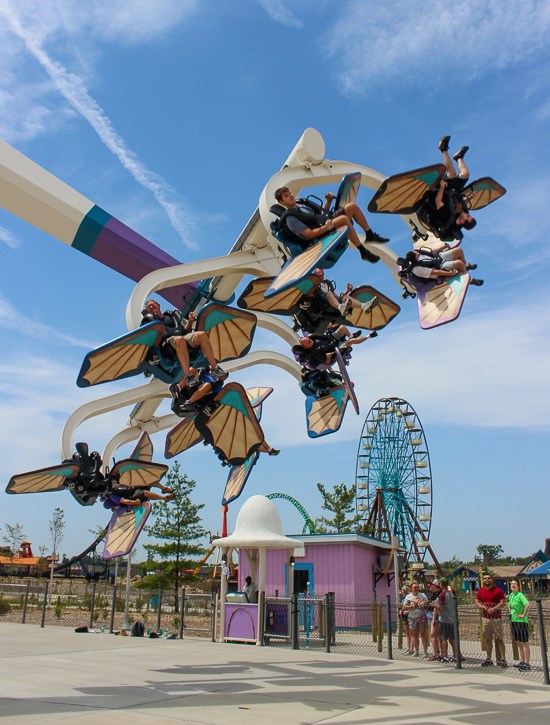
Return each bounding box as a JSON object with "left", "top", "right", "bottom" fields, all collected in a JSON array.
[
  {"left": 0, "top": 579, "right": 217, "bottom": 640},
  {"left": 2, "top": 580, "right": 548, "bottom": 685}
]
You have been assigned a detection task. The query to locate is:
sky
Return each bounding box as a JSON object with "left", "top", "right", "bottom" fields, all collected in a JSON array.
[{"left": 1, "top": 0, "right": 549, "bottom": 567}]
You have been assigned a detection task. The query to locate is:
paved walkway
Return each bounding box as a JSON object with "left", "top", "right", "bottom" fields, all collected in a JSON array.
[{"left": 1, "top": 623, "right": 549, "bottom": 724}]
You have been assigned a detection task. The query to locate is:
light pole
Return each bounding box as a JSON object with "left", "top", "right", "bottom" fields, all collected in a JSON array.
[{"left": 122, "top": 549, "right": 133, "bottom": 630}]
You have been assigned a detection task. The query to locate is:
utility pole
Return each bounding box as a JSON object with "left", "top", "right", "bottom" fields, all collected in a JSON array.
[{"left": 122, "top": 549, "right": 133, "bottom": 630}]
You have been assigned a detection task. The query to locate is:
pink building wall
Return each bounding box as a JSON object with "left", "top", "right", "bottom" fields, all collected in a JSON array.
[{"left": 237, "top": 535, "right": 396, "bottom": 602}]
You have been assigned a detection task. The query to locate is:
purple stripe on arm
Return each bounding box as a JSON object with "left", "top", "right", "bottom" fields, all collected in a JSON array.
[{"left": 90, "top": 217, "right": 198, "bottom": 308}]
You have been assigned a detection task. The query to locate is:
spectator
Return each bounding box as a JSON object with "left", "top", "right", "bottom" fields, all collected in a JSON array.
[
  {"left": 427, "top": 579, "right": 443, "bottom": 661},
  {"left": 400, "top": 585, "right": 413, "bottom": 654},
  {"left": 509, "top": 580, "right": 531, "bottom": 671},
  {"left": 402, "top": 582, "right": 430, "bottom": 657},
  {"left": 476, "top": 573, "right": 506, "bottom": 667},
  {"left": 435, "top": 577, "right": 458, "bottom": 662}
]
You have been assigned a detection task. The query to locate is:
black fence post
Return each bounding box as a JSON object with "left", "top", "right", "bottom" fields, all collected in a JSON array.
[
  {"left": 536, "top": 599, "right": 549, "bottom": 685},
  {"left": 386, "top": 595, "right": 393, "bottom": 660},
  {"left": 22, "top": 580, "right": 30, "bottom": 624},
  {"left": 179, "top": 589, "right": 185, "bottom": 639},
  {"left": 109, "top": 585, "right": 117, "bottom": 634},
  {"left": 452, "top": 596, "right": 462, "bottom": 670},
  {"left": 324, "top": 593, "right": 331, "bottom": 653},
  {"left": 258, "top": 591, "right": 265, "bottom": 646},
  {"left": 89, "top": 582, "right": 96, "bottom": 629},
  {"left": 40, "top": 582, "right": 48, "bottom": 628},
  {"left": 291, "top": 592, "right": 299, "bottom": 650},
  {"left": 156, "top": 588, "right": 162, "bottom": 632}
]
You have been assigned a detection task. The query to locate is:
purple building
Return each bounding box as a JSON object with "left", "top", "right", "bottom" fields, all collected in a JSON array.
[{"left": 238, "top": 532, "right": 399, "bottom": 628}]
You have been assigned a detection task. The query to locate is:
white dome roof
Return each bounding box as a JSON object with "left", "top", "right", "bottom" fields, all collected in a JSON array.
[{"left": 214, "top": 495, "right": 303, "bottom": 549}]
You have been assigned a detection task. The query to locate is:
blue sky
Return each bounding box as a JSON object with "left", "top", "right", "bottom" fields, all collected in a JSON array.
[{"left": 1, "top": 0, "right": 549, "bottom": 565}]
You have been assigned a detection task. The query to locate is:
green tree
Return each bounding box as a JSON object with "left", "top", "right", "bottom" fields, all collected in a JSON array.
[
  {"left": 316, "top": 482, "right": 362, "bottom": 533},
  {"left": 138, "top": 463, "right": 206, "bottom": 609},
  {"left": 476, "top": 544, "right": 504, "bottom": 566},
  {"left": 48, "top": 508, "right": 65, "bottom": 604},
  {"left": 2, "top": 523, "right": 26, "bottom": 552}
]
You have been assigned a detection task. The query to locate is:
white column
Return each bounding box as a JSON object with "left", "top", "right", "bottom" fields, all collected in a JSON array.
[{"left": 218, "top": 546, "right": 229, "bottom": 643}]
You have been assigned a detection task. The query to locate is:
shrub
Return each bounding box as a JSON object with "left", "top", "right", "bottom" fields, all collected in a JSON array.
[
  {"left": 173, "top": 616, "right": 180, "bottom": 629},
  {"left": 0, "top": 599, "right": 11, "bottom": 615},
  {"left": 54, "top": 602, "right": 63, "bottom": 619}
]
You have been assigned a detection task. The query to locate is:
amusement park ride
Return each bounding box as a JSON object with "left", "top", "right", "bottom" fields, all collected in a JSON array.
[{"left": 1, "top": 128, "right": 505, "bottom": 574}]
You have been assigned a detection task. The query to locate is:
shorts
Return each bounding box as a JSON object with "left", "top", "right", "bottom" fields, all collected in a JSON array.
[
  {"left": 511, "top": 621, "right": 529, "bottom": 643},
  {"left": 167, "top": 332, "right": 198, "bottom": 349},
  {"left": 445, "top": 175, "right": 468, "bottom": 192},
  {"left": 330, "top": 206, "right": 346, "bottom": 219},
  {"left": 482, "top": 617, "right": 504, "bottom": 641},
  {"left": 401, "top": 613, "right": 409, "bottom": 626},
  {"left": 440, "top": 622, "right": 455, "bottom": 641},
  {"left": 409, "top": 615, "right": 428, "bottom": 630}
]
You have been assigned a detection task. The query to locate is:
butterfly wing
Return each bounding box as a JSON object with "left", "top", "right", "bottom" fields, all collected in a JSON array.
[
  {"left": 368, "top": 164, "right": 446, "bottom": 215},
  {"left": 102, "top": 503, "right": 152, "bottom": 559},
  {"left": 77, "top": 323, "right": 165, "bottom": 387},
  {"left": 6, "top": 463, "right": 80, "bottom": 495}
]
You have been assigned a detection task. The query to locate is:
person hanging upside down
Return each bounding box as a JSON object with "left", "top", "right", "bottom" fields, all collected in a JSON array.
[
  {"left": 312, "top": 268, "right": 379, "bottom": 318},
  {"left": 435, "top": 135, "right": 477, "bottom": 234},
  {"left": 404, "top": 248, "right": 484, "bottom": 287},
  {"left": 142, "top": 299, "right": 228, "bottom": 391},
  {"left": 274, "top": 187, "right": 388, "bottom": 264}
]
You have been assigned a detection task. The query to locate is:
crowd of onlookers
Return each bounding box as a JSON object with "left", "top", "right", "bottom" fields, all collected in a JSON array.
[{"left": 399, "top": 575, "right": 531, "bottom": 671}]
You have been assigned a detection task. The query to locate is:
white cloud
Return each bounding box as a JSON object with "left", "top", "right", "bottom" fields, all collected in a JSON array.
[
  {"left": 0, "top": 1, "right": 199, "bottom": 248},
  {"left": 328, "top": 0, "right": 550, "bottom": 93},
  {"left": 0, "top": 290, "right": 97, "bottom": 348},
  {"left": 256, "top": 0, "right": 303, "bottom": 28},
  {"left": 0, "top": 224, "right": 20, "bottom": 248}
]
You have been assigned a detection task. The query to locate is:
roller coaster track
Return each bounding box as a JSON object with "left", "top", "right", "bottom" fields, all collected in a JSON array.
[{"left": 266, "top": 493, "right": 316, "bottom": 534}]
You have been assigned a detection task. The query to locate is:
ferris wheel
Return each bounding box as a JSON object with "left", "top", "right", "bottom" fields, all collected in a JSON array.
[{"left": 355, "top": 397, "right": 433, "bottom": 568}]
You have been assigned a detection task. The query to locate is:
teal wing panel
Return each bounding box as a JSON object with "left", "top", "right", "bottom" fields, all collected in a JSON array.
[
  {"left": 196, "top": 383, "right": 264, "bottom": 466},
  {"left": 110, "top": 459, "right": 168, "bottom": 488},
  {"left": 130, "top": 431, "right": 153, "bottom": 462},
  {"left": 77, "top": 323, "right": 165, "bottom": 387},
  {"left": 368, "top": 164, "right": 446, "bottom": 215},
  {"left": 103, "top": 502, "right": 152, "bottom": 559},
  {"left": 221, "top": 451, "right": 260, "bottom": 506},
  {"left": 6, "top": 463, "right": 80, "bottom": 495},
  {"left": 196, "top": 304, "right": 257, "bottom": 363},
  {"left": 334, "top": 172, "right": 362, "bottom": 208},
  {"left": 462, "top": 177, "right": 506, "bottom": 211},
  {"left": 305, "top": 386, "right": 349, "bottom": 438}
]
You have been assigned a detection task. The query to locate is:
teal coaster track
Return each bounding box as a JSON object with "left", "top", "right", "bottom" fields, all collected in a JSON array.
[
  {"left": 355, "top": 397, "right": 432, "bottom": 567},
  {"left": 266, "top": 493, "right": 316, "bottom": 534}
]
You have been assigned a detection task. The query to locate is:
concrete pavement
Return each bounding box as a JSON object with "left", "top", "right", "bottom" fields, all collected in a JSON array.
[{"left": 1, "top": 623, "right": 549, "bottom": 724}]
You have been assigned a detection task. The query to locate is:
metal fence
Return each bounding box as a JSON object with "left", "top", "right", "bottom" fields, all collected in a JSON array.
[
  {"left": 2, "top": 582, "right": 549, "bottom": 684},
  {"left": 260, "top": 592, "right": 550, "bottom": 685},
  {"left": 0, "top": 580, "right": 217, "bottom": 640}
]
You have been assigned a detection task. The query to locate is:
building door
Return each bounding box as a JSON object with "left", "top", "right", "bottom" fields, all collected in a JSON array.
[{"left": 286, "top": 562, "right": 314, "bottom": 596}]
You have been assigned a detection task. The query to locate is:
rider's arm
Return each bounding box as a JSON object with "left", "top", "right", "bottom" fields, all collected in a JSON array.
[
  {"left": 324, "top": 192, "right": 335, "bottom": 211},
  {"left": 435, "top": 180, "right": 447, "bottom": 209}
]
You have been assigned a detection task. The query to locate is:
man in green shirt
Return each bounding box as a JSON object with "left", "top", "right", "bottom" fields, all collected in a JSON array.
[{"left": 509, "top": 580, "right": 531, "bottom": 670}]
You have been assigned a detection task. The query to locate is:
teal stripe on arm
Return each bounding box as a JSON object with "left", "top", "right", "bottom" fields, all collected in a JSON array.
[{"left": 71, "top": 205, "right": 112, "bottom": 255}]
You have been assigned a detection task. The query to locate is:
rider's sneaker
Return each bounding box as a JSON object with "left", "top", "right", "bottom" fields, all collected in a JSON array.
[
  {"left": 169, "top": 382, "right": 181, "bottom": 399},
  {"left": 211, "top": 366, "right": 229, "bottom": 380},
  {"left": 481, "top": 658, "right": 494, "bottom": 667},
  {"left": 466, "top": 263, "right": 478, "bottom": 270},
  {"left": 453, "top": 146, "right": 469, "bottom": 161},
  {"left": 469, "top": 278, "right": 484, "bottom": 286},
  {"left": 361, "top": 297, "right": 378, "bottom": 314},
  {"left": 365, "top": 229, "right": 389, "bottom": 243},
  {"left": 438, "top": 135, "right": 451, "bottom": 152},
  {"left": 359, "top": 245, "right": 380, "bottom": 264},
  {"left": 338, "top": 299, "right": 353, "bottom": 317},
  {"left": 497, "top": 659, "right": 508, "bottom": 668}
]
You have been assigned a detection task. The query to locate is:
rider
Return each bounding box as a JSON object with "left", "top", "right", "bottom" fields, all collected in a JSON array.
[
  {"left": 404, "top": 247, "right": 484, "bottom": 287},
  {"left": 313, "top": 268, "right": 378, "bottom": 318},
  {"left": 171, "top": 366, "right": 225, "bottom": 416},
  {"left": 293, "top": 326, "right": 376, "bottom": 368},
  {"left": 274, "top": 187, "right": 388, "bottom": 264},
  {"left": 421, "top": 136, "right": 477, "bottom": 239},
  {"left": 142, "top": 299, "right": 228, "bottom": 393}
]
